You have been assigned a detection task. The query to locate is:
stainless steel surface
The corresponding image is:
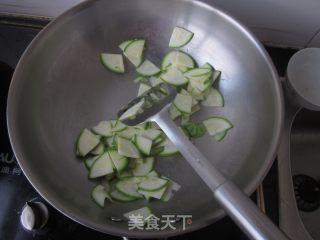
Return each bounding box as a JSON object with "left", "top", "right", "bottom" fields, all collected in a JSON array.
[
  {"left": 118, "top": 83, "right": 177, "bottom": 126},
  {"left": 277, "top": 79, "right": 314, "bottom": 240},
  {"left": 287, "top": 48, "right": 320, "bottom": 111},
  {"left": 7, "top": 0, "right": 283, "bottom": 238}
]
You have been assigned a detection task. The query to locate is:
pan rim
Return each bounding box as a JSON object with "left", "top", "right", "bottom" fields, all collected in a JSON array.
[{"left": 6, "top": 0, "right": 284, "bottom": 238}]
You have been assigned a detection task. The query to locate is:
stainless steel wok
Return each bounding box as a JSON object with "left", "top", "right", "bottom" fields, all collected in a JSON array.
[{"left": 7, "top": 0, "right": 284, "bottom": 238}]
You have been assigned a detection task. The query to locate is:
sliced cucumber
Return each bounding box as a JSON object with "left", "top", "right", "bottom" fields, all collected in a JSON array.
[
  {"left": 214, "top": 130, "right": 228, "bottom": 142},
  {"left": 134, "top": 135, "right": 152, "bottom": 155},
  {"left": 201, "top": 62, "right": 214, "bottom": 70},
  {"left": 92, "top": 120, "right": 113, "bottom": 137},
  {"left": 160, "top": 67, "right": 188, "bottom": 86},
  {"left": 110, "top": 189, "right": 137, "bottom": 202},
  {"left": 173, "top": 93, "right": 192, "bottom": 113},
  {"left": 117, "top": 126, "right": 138, "bottom": 139},
  {"left": 138, "top": 185, "right": 167, "bottom": 200},
  {"left": 182, "top": 122, "right": 206, "bottom": 138},
  {"left": 116, "top": 179, "right": 143, "bottom": 199},
  {"left": 149, "top": 76, "right": 163, "bottom": 87},
  {"left": 123, "top": 207, "right": 152, "bottom": 223},
  {"left": 90, "top": 142, "right": 105, "bottom": 155},
  {"left": 108, "top": 149, "right": 128, "bottom": 173},
  {"left": 161, "top": 51, "right": 195, "bottom": 71},
  {"left": 117, "top": 170, "right": 133, "bottom": 178},
  {"left": 123, "top": 39, "right": 145, "bottom": 67},
  {"left": 118, "top": 137, "right": 141, "bottom": 158},
  {"left": 104, "top": 137, "right": 114, "bottom": 148},
  {"left": 137, "top": 83, "right": 151, "bottom": 97},
  {"left": 158, "top": 138, "right": 178, "bottom": 157},
  {"left": 212, "top": 70, "right": 221, "bottom": 83},
  {"left": 169, "top": 104, "right": 182, "bottom": 120},
  {"left": 136, "top": 59, "right": 160, "bottom": 76},
  {"left": 169, "top": 26, "right": 194, "bottom": 48},
  {"left": 201, "top": 88, "right": 224, "bottom": 107},
  {"left": 100, "top": 53, "right": 125, "bottom": 73},
  {"left": 91, "top": 185, "right": 112, "bottom": 207},
  {"left": 189, "top": 74, "right": 212, "bottom": 92},
  {"left": 134, "top": 76, "right": 148, "bottom": 84},
  {"left": 149, "top": 146, "right": 165, "bottom": 156},
  {"left": 111, "top": 120, "right": 127, "bottom": 132},
  {"left": 140, "top": 128, "right": 162, "bottom": 140},
  {"left": 203, "top": 117, "right": 233, "bottom": 136},
  {"left": 119, "top": 99, "right": 145, "bottom": 121},
  {"left": 89, "top": 152, "right": 114, "bottom": 178},
  {"left": 147, "top": 170, "right": 160, "bottom": 177},
  {"left": 76, "top": 129, "right": 100, "bottom": 157},
  {"left": 161, "top": 178, "right": 181, "bottom": 202},
  {"left": 131, "top": 157, "right": 155, "bottom": 176},
  {"left": 138, "top": 177, "right": 168, "bottom": 191},
  {"left": 84, "top": 155, "right": 99, "bottom": 169},
  {"left": 119, "top": 39, "right": 133, "bottom": 51},
  {"left": 184, "top": 68, "right": 211, "bottom": 78}
]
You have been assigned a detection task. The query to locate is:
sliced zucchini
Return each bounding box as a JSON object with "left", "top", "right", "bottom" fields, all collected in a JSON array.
[
  {"left": 119, "top": 39, "right": 133, "bottom": 51},
  {"left": 184, "top": 68, "right": 211, "bottom": 78},
  {"left": 123, "top": 39, "right": 145, "bottom": 67},
  {"left": 134, "top": 135, "right": 152, "bottom": 155},
  {"left": 140, "top": 128, "right": 162, "bottom": 140},
  {"left": 89, "top": 152, "right": 114, "bottom": 178},
  {"left": 214, "top": 130, "right": 228, "bottom": 142},
  {"left": 138, "top": 185, "right": 167, "bottom": 200},
  {"left": 147, "top": 170, "right": 160, "bottom": 177},
  {"left": 160, "top": 67, "right": 187, "bottom": 86},
  {"left": 201, "top": 88, "right": 224, "bottom": 107},
  {"left": 111, "top": 120, "right": 127, "bottom": 132},
  {"left": 108, "top": 149, "right": 128, "bottom": 173},
  {"left": 117, "top": 126, "right": 138, "bottom": 139},
  {"left": 76, "top": 129, "right": 100, "bottom": 157},
  {"left": 137, "top": 83, "right": 151, "bottom": 97},
  {"left": 173, "top": 93, "right": 192, "bottom": 113},
  {"left": 189, "top": 74, "right": 212, "bottom": 92},
  {"left": 182, "top": 122, "right": 206, "bottom": 138},
  {"left": 92, "top": 120, "right": 113, "bottom": 137},
  {"left": 118, "top": 137, "right": 141, "bottom": 158},
  {"left": 136, "top": 59, "right": 160, "bottom": 77},
  {"left": 138, "top": 177, "right": 168, "bottom": 191},
  {"left": 149, "top": 76, "right": 163, "bottom": 87},
  {"left": 201, "top": 62, "right": 214, "bottom": 70},
  {"left": 117, "top": 169, "right": 133, "bottom": 178},
  {"left": 169, "top": 26, "right": 194, "bottom": 48},
  {"left": 100, "top": 53, "right": 124, "bottom": 73},
  {"left": 119, "top": 99, "right": 145, "bottom": 121},
  {"left": 90, "top": 142, "right": 105, "bottom": 155},
  {"left": 91, "top": 185, "right": 112, "bottom": 207},
  {"left": 203, "top": 117, "right": 233, "bottom": 136},
  {"left": 84, "top": 155, "right": 99, "bottom": 169},
  {"left": 123, "top": 207, "right": 152, "bottom": 222},
  {"left": 158, "top": 138, "right": 178, "bottom": 157},
  {"left": 212, "top": 70, "right": 221, "bottom": 83},
  {"left": 169, "top": 104, "right": 182, "bottom": 120},
  {"left": 131, "top": 157, "right": 155, "bottom": 176},
  {"left": 110, "top": 189, "right": 137, "bottom": 202},
  {"left": 161, "top": 51, "right": 195, "bottom": 71},
  {"left": 161, "top": 178, "right": 181, "bottom": 202},
  {"left": 116, "top": 179, "right": 143, "bottom": 199}
]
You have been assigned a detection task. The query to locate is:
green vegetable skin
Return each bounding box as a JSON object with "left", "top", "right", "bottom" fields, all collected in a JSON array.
[{"left": 183, "top": 122, "right": 206, "bottom": 138}]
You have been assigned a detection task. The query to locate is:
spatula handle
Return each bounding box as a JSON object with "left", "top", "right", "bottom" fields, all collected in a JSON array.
[{"left": 153, "top": 107, "right": 288, "bottom": 240}]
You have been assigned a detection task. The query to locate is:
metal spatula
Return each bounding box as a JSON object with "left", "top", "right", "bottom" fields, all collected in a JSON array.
[{"left": 118, "top": 83, "right": 288, "bottom": 240}]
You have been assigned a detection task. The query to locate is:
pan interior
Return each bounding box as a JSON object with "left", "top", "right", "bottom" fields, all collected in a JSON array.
[{"left": 7, "top": 0, "right": 282, "bottom": 237}]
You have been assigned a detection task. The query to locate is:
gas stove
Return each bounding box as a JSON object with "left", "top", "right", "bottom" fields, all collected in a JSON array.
[{"left": 0, "top": 14, "right": 294, "bottom": 240}]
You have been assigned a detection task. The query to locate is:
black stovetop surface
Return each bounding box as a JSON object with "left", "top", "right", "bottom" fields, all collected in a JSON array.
[{"left": 0, "top": 19, "right": 297, "bottom": 240}]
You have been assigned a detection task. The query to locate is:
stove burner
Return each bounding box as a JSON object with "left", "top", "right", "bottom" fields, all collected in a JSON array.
[{"left": 293, "top": 174, "right": 320, "bottom": 212}]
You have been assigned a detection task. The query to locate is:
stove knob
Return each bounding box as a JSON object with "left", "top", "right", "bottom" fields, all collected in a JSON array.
[{"left": 20, "top": 201, "right": 49, "bottom": 231}]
